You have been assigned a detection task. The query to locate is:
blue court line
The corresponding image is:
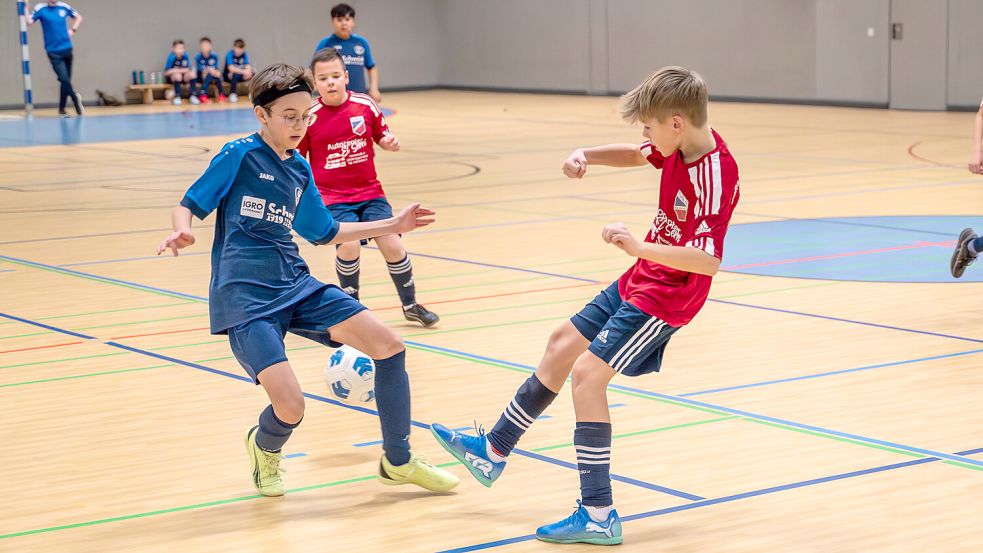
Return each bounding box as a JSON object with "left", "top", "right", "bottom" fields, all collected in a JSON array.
[
  {"left": 403, "top": 341, "right": 983, "bottom": 468},
  {"left": 608, "top": 403, "right": 626, "bottom": 409},
  {"left": 0, "top": 227, "right": 172, "bottom": 246},
  {"left": 283, "top": 452, "right": 307, "bottom": 459},
  {"left": 0, "top": 311, "right": 694, "bottom": 501},
  {"left": 362, "top": 246, "right": 600, "bottom": 284},
  {"left": 708, "top": 299, "right": 983, "bottom": 344},
  {"left": 353, "top": 426, "right": 472, "bottom": 448},
  {"left": 0, "top": 269, "right": 15, "bottom": 273},
  {"left": 437, "top": 445, "right": 983, "bottom": 552},
  {"left": 679, "top": 348, "right": 983, "bottom": 397},
  {"left": 58, "top": 252, "right": 210, "bottom": 268},
  {"left": 0, "top": 255, "right": 208, "bottom": 302},
  {"left": 0, "top": 312, "right": 95, "bottom": 340}
]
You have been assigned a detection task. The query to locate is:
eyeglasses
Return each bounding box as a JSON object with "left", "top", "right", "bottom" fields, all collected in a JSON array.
[{"left": 265, "top": 108, "right": 315, "bottom": 128}]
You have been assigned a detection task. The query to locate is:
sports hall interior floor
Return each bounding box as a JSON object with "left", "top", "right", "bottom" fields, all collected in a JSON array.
[{"left": 0, "top": 91, "right": 981, "bottom": 552}]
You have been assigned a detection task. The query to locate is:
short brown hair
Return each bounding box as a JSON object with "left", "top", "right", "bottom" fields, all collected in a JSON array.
[
  {"left": 172, "top": 39, "right": 184, "bottom": 47},
  {"left": 249, "top": 63, "right": 314, "bottom": 107},
  {"left": 619, "top": 66, "right": 708, "bottom": 127},
  {"left": 310, "top": 48, "right": 344, "bottom": 72},
  {"left": 234, "top": 38, "right": 246, "bottom": 48}
]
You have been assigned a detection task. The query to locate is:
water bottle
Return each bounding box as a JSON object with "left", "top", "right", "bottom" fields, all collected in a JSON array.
[
  {"left": 132, "top": 70, "right": 138, "bottom": 85},
  {"left": 139, "top": 70, "right": 145, "bottom": 84}
]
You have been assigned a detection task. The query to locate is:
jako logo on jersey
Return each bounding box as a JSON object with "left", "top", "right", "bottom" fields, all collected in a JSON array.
[
  {"left": 240, "top": 196, "right": 266, "bottom": 219},
  {"left": 464, "top": 453, "right": 493, "bottom": 478},
  {"left": 259, "top": 173, "right": 275, "bottom": 182},
  {"left": 295, "top": 187, "right": 303, "bottom": 205},
  {"left": 354, "top": 44, "right": 365, "bottom": 55},
  {"left": 350, "top": 115, "right": 366, "bottom": 136},
  {"left": 674, "top": 191, "right": 689, "bottom": 222},
  {"left": 596, "top": 330, "right": 609, "bottom": 344}
]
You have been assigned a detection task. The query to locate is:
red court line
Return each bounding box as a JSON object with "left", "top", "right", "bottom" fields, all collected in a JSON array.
[
  {"left": 721, "top": 240, "right": 955, "bottom": 271},
  {"left": 906, "top": 141, "right": 961, "bottom": 168},
  {"left": 109, "top": 327, "right": 211, "bottom": 340},
  {"left": 0, "top": 341, "right": 85, "bottom": 354},
  {"left": 371, "top": 281, "right": 602, "bottom": 311}
]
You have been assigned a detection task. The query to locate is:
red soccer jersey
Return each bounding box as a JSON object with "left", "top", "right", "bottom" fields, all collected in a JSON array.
[
  {"left": 297, "top": 93, "right": 391, "bottom": 204},
  {"left": 617, "top": 129, "right": 740, "bottom": 327}
]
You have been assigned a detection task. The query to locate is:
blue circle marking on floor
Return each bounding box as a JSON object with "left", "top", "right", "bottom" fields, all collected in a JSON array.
[{"left": 722, "top": 216, "right": 983, "bottom": 283}]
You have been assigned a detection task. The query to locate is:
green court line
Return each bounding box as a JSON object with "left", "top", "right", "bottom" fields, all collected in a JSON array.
[
  {"left": 74, "top": 313, "right": 207, "bottom": 331},
  {"left": 402, "top": 316, "right": 567, "bottom": 338},
  {"left": 0, "top": 257, "right": 205, "bottom": 302},
  {"left": 0, "top": 351, "right": 129, "bottom": 371},
  {"left": 151, "top": 339, "right": 227, "bottom": 351},
  {"left": 942, "top": 460, "right": 983, "bottom": 472},
  {"left": 404, "top": 342, "right": 981, "bottom": 469},
  {"left": 532, "top": 416, "right": 740, "bottom": 452},
  {"left": 0, "top": 330, "right": 53, "bottom": 340},
  {"left": 713, "top": 281, "right": 841, "bottom": 300},
  {"left": 0, "top": 363, "right": 174, "bottom": 388},
  {"left": 382, "top": 297, "right": 582, "bottom": 325},
  {"left": 36, "top": 301, "right": 198, "bottom": 321},
  {"left": 0, "top": 460, "right": 460, "bottom": 539}
]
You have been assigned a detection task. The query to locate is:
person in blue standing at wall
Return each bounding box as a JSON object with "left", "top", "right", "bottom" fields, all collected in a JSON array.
[
  {"left": 27, "top": 1, "right": 84, "bottom": 116},
  {"left": 313, "top": 3, "right": 381, "bottom": 103}
]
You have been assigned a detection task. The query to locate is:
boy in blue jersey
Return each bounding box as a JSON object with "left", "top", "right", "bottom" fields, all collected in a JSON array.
[
  {"left": 164, "top": 39, "right": 197, "bottom": 106},
  {"left": 223, "top": 38, "right": 253, "bottom": 103},
  {"left": 194, "top": 37, "right": 226, "bottom": 103},
  {"left": 313, "top": 3, "right": 380, "bottom": 102},
  {"left": 156, "top": 63, "right": 457, "bottom": 496},
  {"left": 27, "top": 1, "right": 84, "bottom": 116}
]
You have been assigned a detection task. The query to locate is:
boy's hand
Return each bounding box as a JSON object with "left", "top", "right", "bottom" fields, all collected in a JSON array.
[
  {"left": 601, "top": 223, "right": 630, "bottom": 243},
  {"left": 369, "top": 87, "right": 382, "bottom": 103},
  {"left": 156, "top": 231, "right": 195, "bottom": 256},
  {"left": 562, "top": 149, "right": 588, "bottom": 179},
  {"left": 604, "top": 224, "right": 643, "bottom": 257},
  {"left": 970, "top": 151, "right": 983, "bottom": 174},
  {"left": 393, "top": 203, "right": 436, "bottom": 234},
  {"left": 379, "top": 135, "right": 400, "bottom": 152}
]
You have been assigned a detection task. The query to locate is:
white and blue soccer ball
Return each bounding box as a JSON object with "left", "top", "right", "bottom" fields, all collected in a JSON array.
[{"left": 324, "top": 345, "right": 375, "bottom": 404}]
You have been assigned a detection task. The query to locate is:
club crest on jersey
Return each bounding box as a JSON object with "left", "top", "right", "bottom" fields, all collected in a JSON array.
[
  {"left": 295, "top": 187, "right": 303, "bottom": 205},
  {"left": 350, "top": 115, "right": 366, "bottom": 136},
  {"left": 307, "top": 113, "right": 317, "bottom": 127},
  {"left": 354, "top": 45, "right": 365, "bottom": 55},
  {"left": 674, "top": 191, "right": 689, "bottom": 222}
]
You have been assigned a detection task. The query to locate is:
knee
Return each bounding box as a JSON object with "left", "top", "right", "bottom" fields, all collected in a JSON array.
[
  {"left": 367, "top": 329, "right": 404, "bottom": 360},
  {"left": 570, "top": 357, "right": 607, "bottom": 396},
  {"left": 337, "top": 242, "right": 360, "bottom": 259},
  {"left": 274, "top": 394, "right": 305, "bottom": 424},
  {"left": 545, "top": 323, "right": 582, "bottom": 359}
]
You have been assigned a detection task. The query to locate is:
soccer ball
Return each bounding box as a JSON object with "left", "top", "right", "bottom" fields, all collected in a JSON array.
[{"left": 324, "top": 345, "right": 375, "bottom": 404}]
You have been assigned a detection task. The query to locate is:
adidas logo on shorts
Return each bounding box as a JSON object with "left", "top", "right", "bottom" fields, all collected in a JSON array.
[{"left": 596, "top": 329, "right": 609, "bottom": 344}]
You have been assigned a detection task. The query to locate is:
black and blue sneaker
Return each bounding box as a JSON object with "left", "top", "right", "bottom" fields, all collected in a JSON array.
[
  {"left": 430, "top": 422, "right": 506, "bottom": 487},
  {"left": 536, "top": 500, "right": 623, "bottom": 545}
]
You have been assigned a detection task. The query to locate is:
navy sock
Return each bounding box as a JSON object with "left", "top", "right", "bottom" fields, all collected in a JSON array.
[
  {"left": 576, "top": 422, "right": 612, "bottom": 506},
  {"left": 487, "top": 374, "right": 558, "bottom": 456},
  {"left": 387, "top": 256, "right": 417, "bottom": 307},
  {"left": 374, "top": 350, "right": 411, "bottom": 466},
  {"left": 335, "top": 256, "right": 360, "bottom": 299},
  {"left": 231, "top": 74, "right": 242, "bottom": 93},
  {"left": 256, "top": 404, "right": 301, "bottom": 452},
  {"left": 202, "top": 75, "right": 213, "bottom": 96},
  {"left": 970, "top": 236, "right": 983, "bottom": 256},
  {"left": 174, "top": 82, "right": 182, "bottom": 97}
]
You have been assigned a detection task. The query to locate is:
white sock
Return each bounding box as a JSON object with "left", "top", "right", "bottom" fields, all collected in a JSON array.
[
  {"left": 403, "top": 303, "right": 416, "bottom": 310},
  {"left": 485, "top": 440, "right": 506, "bottom": 463},
  {"left": 584, "top": 505, "right": 614, "bottom": 522},
  {"left": 969, "top": 240, "right": 979, "bottom": 256}
]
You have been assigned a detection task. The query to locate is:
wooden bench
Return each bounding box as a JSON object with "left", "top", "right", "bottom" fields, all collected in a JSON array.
[{"left": 127, "top": 83, "right": 172, "bottom": 104}]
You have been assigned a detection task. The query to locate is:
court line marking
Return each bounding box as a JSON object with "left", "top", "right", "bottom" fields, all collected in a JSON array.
[{"left": 436, "top": 445, "right": 983, "bottom": 553}]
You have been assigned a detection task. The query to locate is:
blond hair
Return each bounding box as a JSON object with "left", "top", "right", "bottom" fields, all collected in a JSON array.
[
  {"left": 249, "top": 63, "right": 314, "bottom": 107},
  {"left": 618, "top": 66, "right": 708, "bottom": 127}
]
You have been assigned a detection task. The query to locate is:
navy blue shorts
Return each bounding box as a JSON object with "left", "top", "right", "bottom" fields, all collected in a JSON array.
[
  {"left": 327, "top": 198, "right": 394, "bottom": 246},
  {"left": 227, "top": 285, "right": 367, "bottom": 384},
  {"left": 570, "top": 281, "right": 679, "bottom": 377}
]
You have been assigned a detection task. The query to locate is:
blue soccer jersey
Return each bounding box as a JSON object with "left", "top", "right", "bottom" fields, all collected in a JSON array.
[
  {"left": 313, "top": 34, "right": 375, "bottom": 94},
  {"left": 30, "top": 2, "right": 78, "bottom": 52},
  {"left": 225, "top": 50, "right": 250, "bottom": 69},
  {"left": 165, "top": 52, "right": 192, "bottom": 70},
  {"left": 195, "top": 51, "right": 220, "bottom": 73},
  {"left": 180, "top": 134, "right": 341, "bottom": 334}
]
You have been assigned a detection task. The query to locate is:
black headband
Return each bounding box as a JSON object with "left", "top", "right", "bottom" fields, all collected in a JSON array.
[{"left": 252, "top": 79, "right": 313, "bottom": 107}]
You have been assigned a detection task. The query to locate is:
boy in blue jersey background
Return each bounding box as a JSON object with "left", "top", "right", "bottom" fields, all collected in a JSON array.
[
  {"left": 164, "top": 39, "right": 197, "bottom": 106},
  {"left": 313, "top": 3, "right": 380, "bottom": 102},
  {"left": 156, "top": 62, "right": 457, "bottom": 497},
  {"left": 27, "top": 0, "right": 84, "bottom": 116},
  {"left": 194, "top": 37, "right": 226, "bottom": 103},
  {"left": 223, "top": 38, "right": 253, "bottom": 103}
]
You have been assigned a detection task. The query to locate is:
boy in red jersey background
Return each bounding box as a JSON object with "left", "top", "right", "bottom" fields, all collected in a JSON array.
[{"left": 299, "top": 48, "right": 439, "bottom": 327}]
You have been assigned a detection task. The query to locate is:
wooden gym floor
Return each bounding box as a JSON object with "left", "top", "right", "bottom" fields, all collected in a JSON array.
[{"left": 0, "top": 91, "right": 981, "bottom": 552}]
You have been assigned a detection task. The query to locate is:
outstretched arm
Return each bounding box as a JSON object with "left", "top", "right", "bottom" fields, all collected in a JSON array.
[
  {"left": 562, "top": 144, "right": 647, "bottom": 178},
  {"left": 326, "top": 203, "right": 433, "bottom": 245},
  {"left": 156, "top": 205, "right": 196, "bottom": 256}
]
